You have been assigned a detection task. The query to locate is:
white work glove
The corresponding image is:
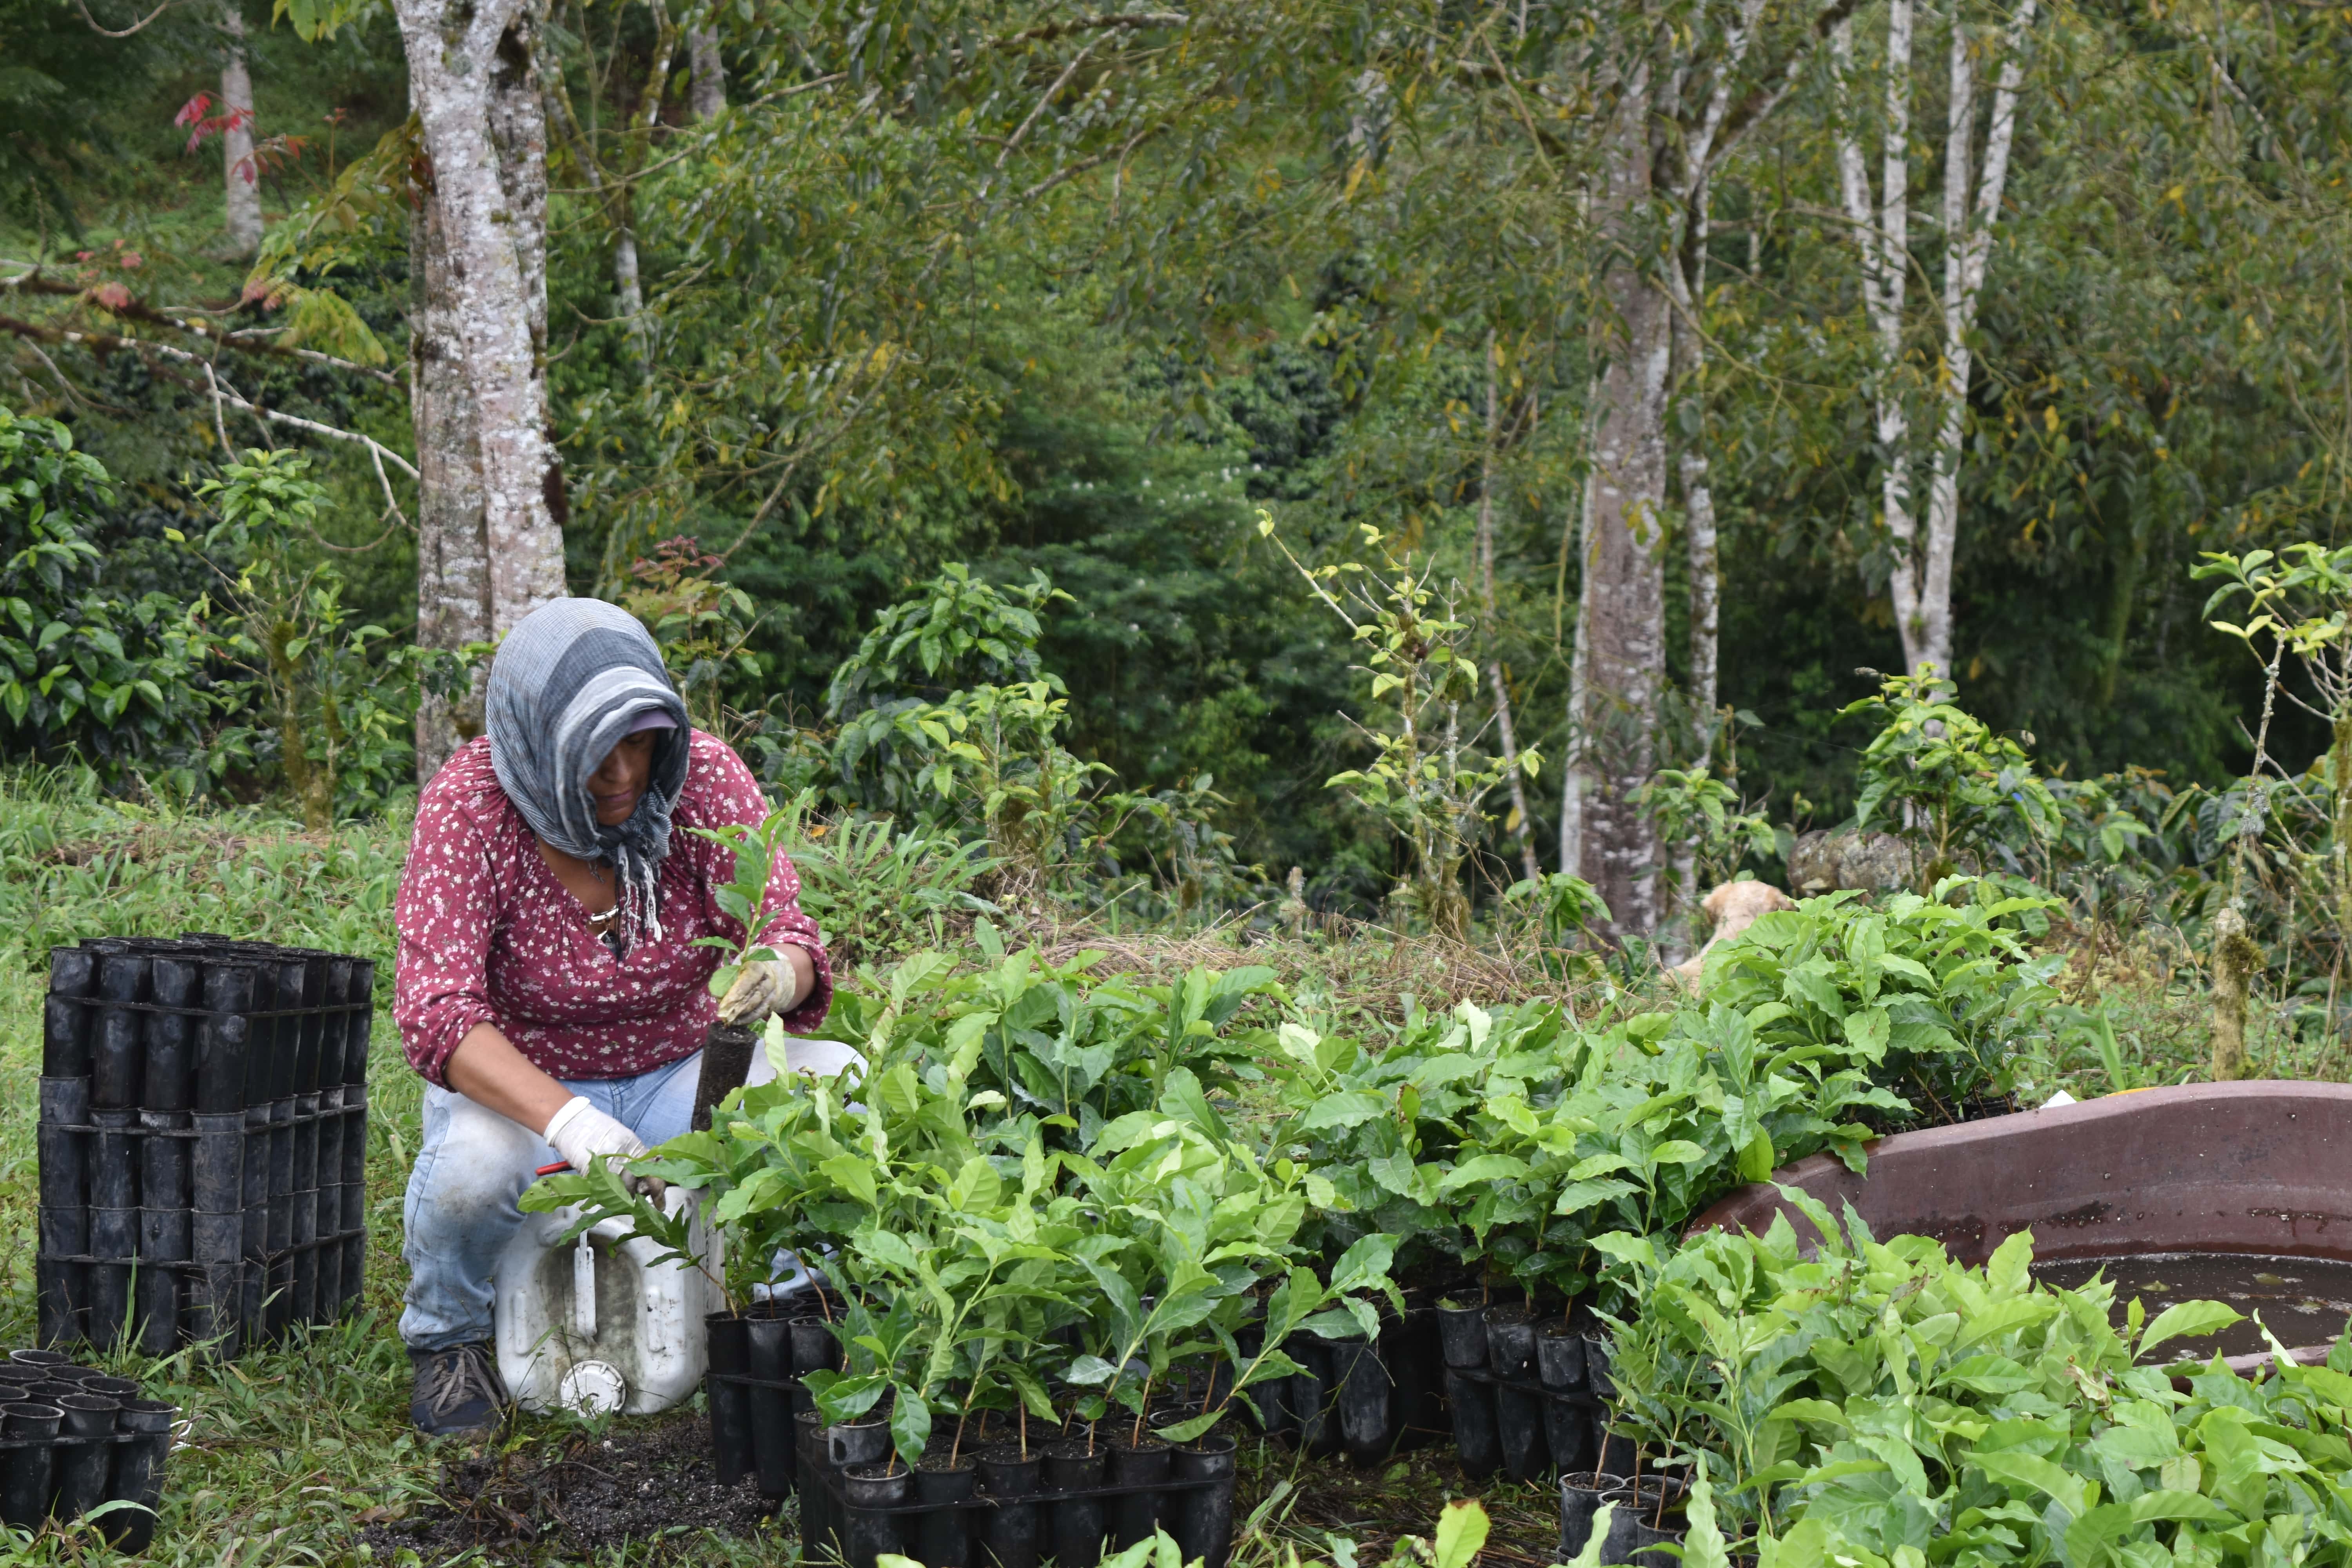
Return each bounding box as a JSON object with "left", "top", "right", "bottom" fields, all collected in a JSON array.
[
  {"left": 543, "top": 1096, "right": 664, "bottom": 1202},
  {"left": 717, "top": 955, "right": 799, "bottom": 1025}
]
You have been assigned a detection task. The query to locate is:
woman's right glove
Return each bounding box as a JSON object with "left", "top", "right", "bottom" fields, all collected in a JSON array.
[
  {"left": 717, "top": 956, "right": 796, "bottom": 1025},
  {"left": 543, "top": 1096, "right": 664, "bottom": 1201}
]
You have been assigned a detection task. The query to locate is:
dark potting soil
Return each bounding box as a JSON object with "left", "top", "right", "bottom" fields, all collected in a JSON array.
[
  {"left": 353, "top": 1409, "right": 783, "bottom": 1565},
  {"left": 1236, "top": 1435, "right": 1567, "bottom": 1568},
  {"left": 2031, "top": 1252, "right": 2352, "bottom": 1361}
]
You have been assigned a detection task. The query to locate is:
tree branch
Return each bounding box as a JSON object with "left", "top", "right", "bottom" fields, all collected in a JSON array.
[
  {"left": 4, "top": 269, "right": 404, "bottom": 387},
  {"left": 0, "top": 313, "right": 420, "bottom": 481},
  {"left": 72, "top": 0, "right": 175, "bottom": 37},
  {"left": 995, "top": 11, "right": 1187, "bottom": 47},
  {"left": 1707, "top": 0, "right": 1870, "bottom": 174}
]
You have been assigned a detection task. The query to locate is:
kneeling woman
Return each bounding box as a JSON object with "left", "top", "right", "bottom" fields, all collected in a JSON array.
[{"left": 393, "top": 599, "right": 831, "bottom": 1437}]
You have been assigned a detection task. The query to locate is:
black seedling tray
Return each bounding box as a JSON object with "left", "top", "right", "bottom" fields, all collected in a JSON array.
[
  {"left": 797, "top": 1439, "right": 1237, "bottom": 1568},
  {"left": 701, "top": 1310, "right": 1236, "bottom": 1568},
  {"left": 1437, "top": 1305, "right": 1625, "bottom": 1483},
  {"left": 1229, "top": 1304, "right": 1450, "bottom": 1467},
  {"left": 0, "top": 1348, "right": 180, "bottom": 1553},
  {"left": 37, "top": 937, "right": 373, "bottom": 1359}
]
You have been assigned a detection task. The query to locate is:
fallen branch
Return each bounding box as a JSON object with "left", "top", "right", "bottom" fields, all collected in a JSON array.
[
  {"left": 3, "top": 314, "right": 420, "bottom": 523},
  {"left": 4, "top": 269, "right": 403, "bottom": 388}
]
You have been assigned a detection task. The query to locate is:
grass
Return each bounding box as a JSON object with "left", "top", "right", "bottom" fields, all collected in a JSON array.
[
  {"left": 0, "top": 772, "right": 813, "bottom": 1568},
  {"left": 3, "top": 766, "right": 2347, "bottom": 1566}
]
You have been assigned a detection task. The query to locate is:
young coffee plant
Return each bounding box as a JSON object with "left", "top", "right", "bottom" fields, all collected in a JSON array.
[
  {"left": 1262, "top": 996, "right": 1577, "bottom": 1280},
  {"left": 0, "top": 407, "right": 225, "bottom": 789},
  {"left": 1695, "top": 881, "right": 2068, "bottom": 1121},
  {"left": 1260, "top": 510, "right": 1534, "bottom": 944},
  {"left": 831, "top": 931, "right": 1281, "bottom": 1147},
  {"left": 198, "top": 449, "right": 474, "bottom": 825},
  {"left": 1595, "top": 1196, "right": 2299, "bottom": 1563},
  {"left": 686, "top": 803, "right": 800, "bottom": 983},
  {"left": 1841, "top": 671, "right": 2060, "bottom": 889}
]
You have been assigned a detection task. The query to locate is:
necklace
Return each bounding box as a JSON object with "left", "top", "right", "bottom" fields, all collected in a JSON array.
[{"left": 580, "top": 860, "right": 617, "bottom": 929}]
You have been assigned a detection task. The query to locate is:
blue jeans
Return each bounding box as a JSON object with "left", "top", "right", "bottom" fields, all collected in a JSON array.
[{"left": 398, "top": 1051, "right": 703, "bottom": 1352}]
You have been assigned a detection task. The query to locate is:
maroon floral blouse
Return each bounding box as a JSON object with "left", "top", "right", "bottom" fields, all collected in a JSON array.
[{"left": 394, "top": 731, "right": 832, "bottom": 1087}]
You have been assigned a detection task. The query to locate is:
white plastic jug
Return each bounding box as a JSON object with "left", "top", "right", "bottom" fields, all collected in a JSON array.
[
  {"left": 493, "top": 1185, "right": 718, "bottom": 1417},
  {"left": 491, "top": 1034, "right": 866, "bottom": 1417}
]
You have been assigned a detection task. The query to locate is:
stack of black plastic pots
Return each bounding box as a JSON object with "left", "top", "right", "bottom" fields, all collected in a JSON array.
[
  {"left": 0, "top": 1347, "right": 179, "bottom": 1553},
  {"left": 704, "top": 1309, "right": 1239, "bottom": 1568},
  {"left": 1230, "top": 1301, "right": 1447, "bottom": 1466},
  {"left": 1436, "top": 1302, "right": 1631, "bottom": 1483},
  {"left": 37, "top": 936, "right": 374, "bottom": 1359},
  {"left": 704, "top": 1297, "right": 848, "bottom": 1501},
  {"left": 1558, "top": 1470, "right": 1688, "bottom": 1566}
]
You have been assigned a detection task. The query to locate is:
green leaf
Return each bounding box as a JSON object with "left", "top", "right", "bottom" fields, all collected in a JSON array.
[
  {"left": 1551, "top": 1178, "right": 1640, "bottom": 1215},
  {"left": 1560, "top": 1501, "right": 1615, "bottom": 1568},
  {"left": 819, "top": 1156, "right": 880, "bottom": 1208},
  {"left": 1971, "top": 1449, "right": 2094, "bottom": 1519},
  {"left": 1438, "top": 1154, "right": 1529, "bottom": 1192},
  {"left": 1152, "top": 1410, "right": 1224, "bottom": 1444},
  {"left": 890, "top": 1390, "right": 933, "bottom": 1466},
  {"left": 1680, "top": 1473, "right": 1730, "bottom": 1568},
  {"left": 2138, "top": 1299, "right": 2243, "bottom": 1360},
  {"left": 1301, "top": 1092, "right": 1388, "bottom": 1131},
  {"left": 1842, "top": 1007, "right": 1891, "bottom": 1060},
  {"left": 1431, "top": 1499, "right": 1489, "bottom": 1568}
]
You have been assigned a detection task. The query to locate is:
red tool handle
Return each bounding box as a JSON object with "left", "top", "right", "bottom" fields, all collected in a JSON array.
[{"left": 535, "top": 1161, "right": 572, "bottom": 1176}]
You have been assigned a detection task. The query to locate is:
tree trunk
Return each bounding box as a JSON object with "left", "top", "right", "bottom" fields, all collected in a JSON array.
[
  {"left": 410, "top": 179, "right": 492, "bottom": 782},
  {"left": 402, "top": 0, "right": 567, "bottom": 779},
  {"left": 2209, "top": 902, "right": 2259, "bottom": 1080},
  {"left": 1835, "top": 6, "right": 1922, "bottom": 675},
  {"left": 1665, "top": 194, "right": 1717, "bottom": 953},
  {"left": 1477, "top": 331, "right": 1540, "bottom": 885},
  {"left": 1559, "top": 467, "right": 1592, "bottom": 880},
  {"left": 1912, "top": 0, "right": 2037, "bottom": 682},
  {"left": 1572, "top": 67, "right": 1672, "bottom": 941},
  {"left": 394, "top": 0, "right": 567, "bottom": 639},
  {"left": 688, "top": 26, "right": 724, "bottom": 119},
  {"left": 218, "top": 4, "right": 263, "bottom": 258}
]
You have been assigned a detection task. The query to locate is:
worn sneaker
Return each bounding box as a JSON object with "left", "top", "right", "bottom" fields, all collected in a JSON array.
[{"left": 410, "top": 1341, "right": 510, "bottom": 1438}]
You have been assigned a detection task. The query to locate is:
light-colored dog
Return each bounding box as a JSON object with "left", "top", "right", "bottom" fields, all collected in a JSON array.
[{"left": 1669, "top": 880, "right": 1796, "bottom": 989}]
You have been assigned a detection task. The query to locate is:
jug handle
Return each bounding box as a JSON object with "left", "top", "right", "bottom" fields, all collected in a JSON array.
[{"left": 573, "top": 1231, "right": 598, "bottom": 1340}]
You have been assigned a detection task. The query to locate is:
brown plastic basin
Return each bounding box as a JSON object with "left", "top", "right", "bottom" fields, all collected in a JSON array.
[{"left": 1688, "top": 1080, "right": 2352, "bottom": 1366}]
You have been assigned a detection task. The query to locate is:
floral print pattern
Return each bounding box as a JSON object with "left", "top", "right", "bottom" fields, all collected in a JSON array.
[{"left": 394, "top": 730, "right": 831, "bottom": 1087}]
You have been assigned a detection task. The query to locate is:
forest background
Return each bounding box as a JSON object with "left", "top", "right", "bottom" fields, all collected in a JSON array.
[{"left": 3, "top": 0, "right": 2348, "bottom": 957}]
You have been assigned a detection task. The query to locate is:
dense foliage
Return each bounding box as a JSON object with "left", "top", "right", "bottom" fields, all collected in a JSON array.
[
  {"left": 9, "top": 0, "right": 2352, "bottom": 953},
  {"left": 0, "top": 409, "right": 222, "bottom": 787},
  {"left": 531, "top": 867, "right": 2075, "bottom": 1487},
  {"left": 1608, "top": 1202, "right": 2352, "bottom": 1566}
]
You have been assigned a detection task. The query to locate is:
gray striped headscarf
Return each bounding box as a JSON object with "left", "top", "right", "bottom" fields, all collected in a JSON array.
[{"left": 485, "top": 598, "right": 691, "bottom": 947}]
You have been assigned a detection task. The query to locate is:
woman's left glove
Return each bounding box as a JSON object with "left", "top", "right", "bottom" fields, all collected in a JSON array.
[{"left": 718, "top": 956, "right": 796, "bottom": 1025}]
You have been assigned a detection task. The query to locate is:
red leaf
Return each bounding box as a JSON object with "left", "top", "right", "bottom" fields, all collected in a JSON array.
[{"left": 173, "top": 91, "right": 214, "bottom": 129}]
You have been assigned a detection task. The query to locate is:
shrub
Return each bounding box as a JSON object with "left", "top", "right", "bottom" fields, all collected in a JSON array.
[
  {"left": 1599, "top": 1198, "right": 2349, "bottom": 1566},
  {"left": 828, "top": 928, "right": 1281, "bottom": 1143},
  {"left": 1696, "top": 880, "right": 2068, "bottom": 1121},
  {"left": 1842, "top": 671, "right": 2060, "bottom": 888},
  {"left": 0, "top": 406, "right": 223, "bottom": 788},
  {"left": 197, "top": 450, "right": 475, "bottom": 824}
]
